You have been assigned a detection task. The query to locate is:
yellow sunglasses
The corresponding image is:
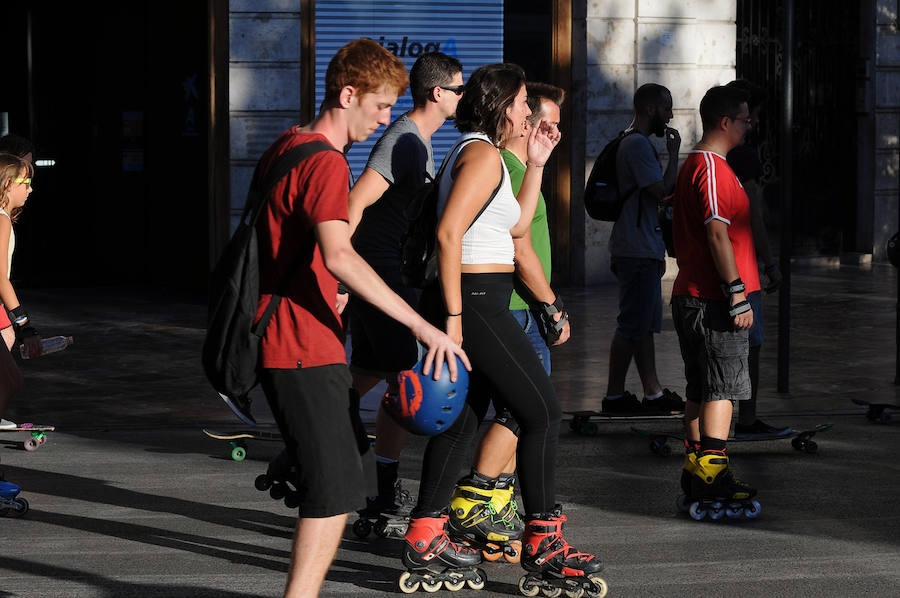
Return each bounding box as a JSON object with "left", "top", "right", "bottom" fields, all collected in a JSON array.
[{"left": 13, "top": 177, "right": 31, "bottom": 185}]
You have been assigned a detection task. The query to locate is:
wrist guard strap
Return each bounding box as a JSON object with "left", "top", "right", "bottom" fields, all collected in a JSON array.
[
  {"left": 720, "top": 278, "right": 745, "bottom": 298},
  {"left": 9, "top": 306, "right": 37, "bottom": 340},
  {"left": 539, "top": 295, "right": 567, "bottom": 341},
  {"left": 728, "top": 300, "right": 752, "bottom": 318}
]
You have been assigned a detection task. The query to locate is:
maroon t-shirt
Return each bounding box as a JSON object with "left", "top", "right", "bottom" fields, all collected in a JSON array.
[{"left": 254, "top": 128, "right": 349, "bottom": 369}]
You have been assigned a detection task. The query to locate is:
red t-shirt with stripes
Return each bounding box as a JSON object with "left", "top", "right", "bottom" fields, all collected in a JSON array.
[
  {"left": 254, "top": 128, "right": 349, "bottom": 369},
  {"left": 672, "top": 150, "right": 760, "bottom": 299}
]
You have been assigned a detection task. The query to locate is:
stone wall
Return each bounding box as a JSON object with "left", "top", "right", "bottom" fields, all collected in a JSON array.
[
  {"left": 577, "top": 0, "right": 736, "bottom": 284},
  {"left": 228, "top": 0, "right": 302, "bottom": 233},
  {"left": 875, "top": 0, "right": 900, "bottom": 261}
]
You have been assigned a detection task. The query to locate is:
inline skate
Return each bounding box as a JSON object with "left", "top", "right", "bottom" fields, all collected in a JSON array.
[
  {"left": 0, "top": 481, "right": 28, "bottom": 518},
  {"left": 254, "top": 448, "right": 301, "bottom": 509},
  {"left": 676, "top": 441, "right": 699, "bottom": 512},
  {"left": 399, "top": 514, "right": 486, "bottom": 593},
  {"left": 448, "top": 472, "right": 522, "bottom": 563},
  {"left": 518, "top": 505, "right": 607, "bottom": 597},
  {"left": 687, "top": 452, "right": 760, "bottom": 521},
  {"left": 352, "top": 460, "right": 412, "bottom": 539}
]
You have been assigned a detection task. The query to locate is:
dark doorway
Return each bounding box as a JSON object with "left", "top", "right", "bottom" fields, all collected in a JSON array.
[
  {"left": 737, "top": 0, "right": 860, "bottom": 256},
  {"left": 505, "top": 1, "right": 553, "bottom": 83},
  {"left": 0, "top": 3, "right": 208, "bottom": 292}
]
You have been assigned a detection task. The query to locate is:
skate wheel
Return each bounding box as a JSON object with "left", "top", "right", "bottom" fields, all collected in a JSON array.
[
  {"left": 565, "top": 587, "right": 585, "bottom": 598},
  {"left": 518, "top": 575, "right": 542, "bottom": 597},
  {"left": 398, "top": 571, "right": 420, "bottom": 594},
  {"left": 482, "top": 542, "right": 503, "bottom": 561},
  {"left": 10, "top": 497, "right": 28, "bottom": 518},
  {"left": 744, "top": 500, "right": 762, "bottom": 519},
  {"left": 230, "top": 445, "right": 246, "bottom": 461},
  {"left": 254, "top": 474, "right": 272, "bottom": 491},
  {"left": 284, "top": 494, "right": 300, "bottom": 509},
  {"left": 587, "top": 575, "right": 609, "bottom": 598},
  {"left": 542, "top": 587, "right": 563, "bottom": 597},
  {"left": 352, "top": 518, "right": 373, "bottom": 538},
  {"left": 726, "top": 505, "right": 743, "bottom": 518},
  {"left": 444, "top": 575, "right": 466, "bottom": 591},
  {"left": 24, "top": 437, "right": 39, "bottom": 452},
  {"left": 804, "top": 440, "right": 818, "bottom": 454},
  {"left": 504, "top": 539, "right": 522, "bottom": 563},
  {"left": 709, "top": 502, "right": 724, "bottom": 521},
  {"left": 466, "top": 569, "right": 486, "bottom": 590},
  {"left": 676, "top": 494, "right": 690, "bottom": 512},
  {"left": 422, "top": 578, "right": 442, "bottom": 592},
  {"left": 688, "top": 502, "right": 707, "bottom": 521},
  {"left": 270, "top": 484, "right": 286, "bottom": 500}
]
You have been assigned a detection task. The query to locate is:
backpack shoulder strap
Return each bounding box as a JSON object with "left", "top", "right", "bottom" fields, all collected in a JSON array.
[{"left": 244, "top": 140, "right": 340, "bottom": 226}]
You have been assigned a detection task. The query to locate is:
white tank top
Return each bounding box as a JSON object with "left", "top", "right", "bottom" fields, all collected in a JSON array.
[
  {"left": 436, "top": 133, "right": 520, "bottom": 265},
  {"left": 0, "top": 209, "right": 13, "bottom": 278}
]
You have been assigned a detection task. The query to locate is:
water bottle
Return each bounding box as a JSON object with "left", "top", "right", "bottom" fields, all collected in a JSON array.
[{"left": 19, "top": 336, "right": 73, "bottom": 359}]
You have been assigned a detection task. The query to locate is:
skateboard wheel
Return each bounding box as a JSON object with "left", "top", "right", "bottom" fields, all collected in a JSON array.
[
  {"left": 23, "top": 438, "right": 39, "bottom": 452},
  {"left": 352, "top": 517, "right": 373, "bottom": 538},
  {"left": 254, "top": 474, "right": 272, "bottom": 491},
  {"left": 230, "top": 445, "right": 246, "bottom": 461},
  {"left": 583, "top": 422, "right": 599, "bottom": 436}
]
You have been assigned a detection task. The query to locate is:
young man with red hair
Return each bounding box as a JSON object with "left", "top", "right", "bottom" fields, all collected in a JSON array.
[{"left": 253, "top": 38, "right": 470, "bottom": 597}]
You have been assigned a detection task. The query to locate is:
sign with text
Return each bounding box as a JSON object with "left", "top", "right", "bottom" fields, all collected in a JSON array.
[{"left": 315, "top": 0, "right": 504, "bottom": 179}]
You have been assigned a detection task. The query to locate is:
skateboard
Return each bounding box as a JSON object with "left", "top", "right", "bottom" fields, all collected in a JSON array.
[
  {"left": 852, "top": 398, "right": 900, "bottom": 424},
  {"left": 202, "top": 428, "right": 282, "bottom": 461},
  {"left": 567, "top": 410, "right": 682, "bottom": 436},
  {"left": 631, "top": 423, "right": 833, "bottom": 456},
  {"left": 0, "top": 424, "right": 55, "bottom": 452}
]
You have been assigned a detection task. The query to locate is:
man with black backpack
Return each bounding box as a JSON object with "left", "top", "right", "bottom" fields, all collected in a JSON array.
[
  {"left": 250, "top": 39, "right": 469, "bottom": 598},
  {"left": 345, "top": 51, "right": 464, "bottom": 524},
  {"left": 603, "top": 83, "right": 685, "bottom": 414}
]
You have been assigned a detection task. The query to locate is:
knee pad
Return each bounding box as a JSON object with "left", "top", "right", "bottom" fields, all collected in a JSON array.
[{"left": 493, "top": 409, "right": 521, "bottom": 437}]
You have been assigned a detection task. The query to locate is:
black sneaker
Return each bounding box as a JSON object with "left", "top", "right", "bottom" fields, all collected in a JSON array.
[
  {"left": 218, "top": 392, "right": 256, "bottom": 426},
  {"left": 642, "top": 388, "right": 685, "bottom": 414},
  {"left": 602, "top": 390, "right": 642, "bottom": 414},
  {"left": 734, "top": 419, "right": 792, "bottom": 440}
]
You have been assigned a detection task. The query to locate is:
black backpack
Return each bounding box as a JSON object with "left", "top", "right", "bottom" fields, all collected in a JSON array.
[
  {"left": 583, "top": 130, "right": 638, "bottom": 221},
  {"left": 202, "top": 140, "right": 339, "bottom": 398},
  {"left": 400, "top": 138, "right": 505, "bottom": 289}
]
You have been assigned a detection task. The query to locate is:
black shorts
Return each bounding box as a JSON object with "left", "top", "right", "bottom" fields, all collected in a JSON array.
[
  {"left": 348, "top": 273, "right": 419, "bottom": 377},
  {"left": 260, "top": 365, "right": 366, "bottom": 517}
]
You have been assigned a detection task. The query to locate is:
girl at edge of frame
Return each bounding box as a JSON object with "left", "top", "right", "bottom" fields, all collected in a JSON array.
[
  {"left": 399, "top": 63, "right": 605, "bottom": 589},
  {"left": 0, "top": 153, "right": 41, "bottom": 358}
]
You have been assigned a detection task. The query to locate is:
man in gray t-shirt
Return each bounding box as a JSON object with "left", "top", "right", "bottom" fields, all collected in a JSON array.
[
  {"left": 602, "top": 83, "right": 685, "bottom": 415},
  {"left": 344, "top": 51, "right": 464, "bottom": 517}
]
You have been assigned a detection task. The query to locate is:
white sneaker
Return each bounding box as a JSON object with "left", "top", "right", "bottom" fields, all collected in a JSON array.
[{"left": 0, "top": 419, "right": 17, "bottom": 430}]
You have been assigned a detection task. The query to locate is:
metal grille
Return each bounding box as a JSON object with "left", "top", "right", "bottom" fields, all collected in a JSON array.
[{"left": 737, "top": 0, "right": 859, "bottom": 254}]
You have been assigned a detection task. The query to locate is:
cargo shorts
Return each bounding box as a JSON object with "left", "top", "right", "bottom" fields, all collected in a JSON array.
[{"left": 671, "top": 295, "right": 751, "bottom": 404}]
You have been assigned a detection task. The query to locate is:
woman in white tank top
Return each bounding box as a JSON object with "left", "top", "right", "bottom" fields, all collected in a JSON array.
[{"left": 406, "top": 65, "right": 604, "bottom": 587}]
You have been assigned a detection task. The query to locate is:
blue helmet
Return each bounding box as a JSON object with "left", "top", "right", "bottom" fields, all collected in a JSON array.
[{"left": 384, "top": 348, "right": 468, "bottom": 436}]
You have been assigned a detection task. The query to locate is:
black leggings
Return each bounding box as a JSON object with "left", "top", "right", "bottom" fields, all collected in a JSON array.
[{"left": 415, "top": 273, "right": 561, "bottom": 516}]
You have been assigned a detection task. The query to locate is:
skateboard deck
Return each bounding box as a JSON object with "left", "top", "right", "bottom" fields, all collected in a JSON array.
[
  {"left": 202, "top": 428, "right": 282, "bottom": 461},
  {"left": 631, "top": 423, "right": 833, "bottom": 456},
  {"left": 851, "top": 398, "right": 900, "bottom": 424},
  {"left": 202, "top": 428, "right": 377, "bottom": 461},
  {"left": 566, "top": 409, "right": 682, "bottom": 436},
  {"left": 0, "top": 424, "right": 55, "bottom": 452}
]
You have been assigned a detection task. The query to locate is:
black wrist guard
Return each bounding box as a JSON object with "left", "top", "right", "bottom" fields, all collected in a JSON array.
[
  {"left": 720, "top": 278, "right": 745, "bottom": 298},
  {"left": 538, "top": 295, "right": 567, "bottom": 343},
  {"left": 10, "top": 306, "right": 37, "bottom": 340},
  {"left": 337, "top": 283, "right": 349, "bottom": 295},
  {"left": 728, "top": 300, "right": 752, "bottom": 318}
]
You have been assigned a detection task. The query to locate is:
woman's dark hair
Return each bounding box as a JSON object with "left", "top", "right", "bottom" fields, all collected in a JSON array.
[{"left": 454, "top": 63, "right": 526, "bottom": 145}]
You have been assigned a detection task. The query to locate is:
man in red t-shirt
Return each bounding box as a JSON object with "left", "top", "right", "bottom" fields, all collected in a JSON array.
[
  {"left": 671, "top": 85, "right": 760, "bottom": 515},
  {"left": 253, "top": 38, "right": 470, "bottom": 597}
]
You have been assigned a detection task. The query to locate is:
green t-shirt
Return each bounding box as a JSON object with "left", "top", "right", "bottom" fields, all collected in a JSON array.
[{"left": 501, "top": 150, "right": 552, "bottom": 311}]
